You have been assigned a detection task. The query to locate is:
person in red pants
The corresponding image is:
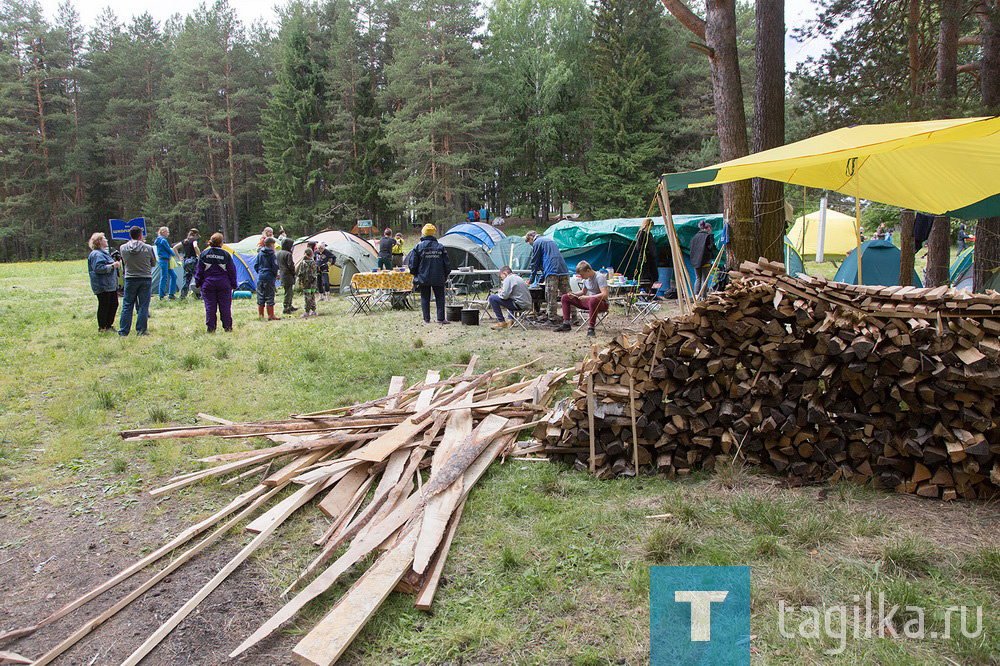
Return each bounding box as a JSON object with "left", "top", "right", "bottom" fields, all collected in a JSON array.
[
  {"left": 555, "top": 261, "right": 609, "bottom": 337},
  {"left": 194, "top": 233, "right": 238, "bottom": 332}
]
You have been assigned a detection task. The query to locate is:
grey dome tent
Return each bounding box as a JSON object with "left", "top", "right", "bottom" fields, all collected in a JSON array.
[{"left": 327, "top": 240, "right": 378, "bottom": 293}]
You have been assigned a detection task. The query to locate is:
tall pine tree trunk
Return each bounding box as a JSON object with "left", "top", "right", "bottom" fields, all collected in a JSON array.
[
  {"left": 752, "top": 0, "right": 785, "bottom": 263},
  {"left": 908, "top": 0, "right": 921, "bottom": 101},
  {"left": 899, "top": 209, "right": 915, "bottom": 286},
  {"left": 975, "top": 0, "right": 1000, "bottom": 290},
  {"left": 661, "top": 0, "right": 753, "bottom": 265},
  {"left": 927, "top": 215, "right": 951, "bottom": 286},
  {"left": 937, "top": 0, "right": 959, "bottom": 99}
]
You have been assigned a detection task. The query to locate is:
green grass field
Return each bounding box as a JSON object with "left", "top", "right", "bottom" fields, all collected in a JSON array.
[{"left": 0, "top": 259, "right": 997, "bottom": 665}]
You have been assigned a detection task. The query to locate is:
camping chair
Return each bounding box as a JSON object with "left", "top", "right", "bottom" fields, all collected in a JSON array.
[
  {"left": 347, "top": 283, "right": 374, "bottom": 315},
  {"left": 575, "top": 298, "right": 612, "bottom": 333},
  {"left": 505, "top": 307, "right": 530, "bottom": 331}
]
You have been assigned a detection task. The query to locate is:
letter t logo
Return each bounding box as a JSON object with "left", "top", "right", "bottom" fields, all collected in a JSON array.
[{"left": 674, "top": 591, "right": 729, "bottom": 641}]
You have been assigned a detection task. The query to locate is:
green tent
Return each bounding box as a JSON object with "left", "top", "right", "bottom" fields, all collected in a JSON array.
[
  {"left": 784, "top": 236, "right": 804, "bottom": 277},
  {"left": 834, "top": 239, "right": 922, "bottom": 287},
  {"left": 543, "top": 215, "right": 724, "bottom": 283},
  {"left": 328, "top": 240, "right": 378, "bottom": 293},
  {"left": 489, "top": 236, "right": 532, "bottom": 271}
]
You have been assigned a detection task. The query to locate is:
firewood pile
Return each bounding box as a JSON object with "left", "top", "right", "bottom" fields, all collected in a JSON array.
[
  {"left": 541, "top": 260, "right": 1000, "bottom": 501},
  {"left": 0, "top": 357, "right": 567, "bottom": 666}
]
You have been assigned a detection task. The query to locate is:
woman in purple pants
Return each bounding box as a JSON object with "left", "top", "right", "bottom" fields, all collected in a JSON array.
[{"left": 194, "top": 233, "right": 238, "bottom": 332}]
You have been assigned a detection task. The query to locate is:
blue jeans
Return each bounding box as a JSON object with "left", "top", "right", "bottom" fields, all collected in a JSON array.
[
  {"left": 488, "top": 294, "right": 519, "bottom": 321},
  {"left": 119, "top": 278, "right": 152, "bottom": 336},
  {"left": 158, "top": 258, "right": 178, "bottom": 298},
  {"left": 656, "top": 267, "right": 673, "bottom": 297}
]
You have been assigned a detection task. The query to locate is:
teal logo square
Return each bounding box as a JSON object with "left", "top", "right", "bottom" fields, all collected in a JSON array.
[{"left": 650, "top": 566, "right": 754, "bottom": 665}]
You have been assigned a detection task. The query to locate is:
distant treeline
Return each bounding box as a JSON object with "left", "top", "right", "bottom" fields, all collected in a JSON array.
[{"left": 0, "top": 0, "right": 740, "bottom": 261}]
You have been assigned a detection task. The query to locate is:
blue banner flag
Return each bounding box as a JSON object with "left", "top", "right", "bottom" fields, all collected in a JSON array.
[
  {"left": 650, "top": 566, "right": 754, "bottom": 665},
  {"left": 110, "top": 217, "right": 146, "bottom": 241}
]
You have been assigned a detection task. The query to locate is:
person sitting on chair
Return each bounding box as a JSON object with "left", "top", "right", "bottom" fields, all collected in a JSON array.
[
  {"left": 489, "top": 266, "right": 531, "bottom": 330},
  {"left": 555, "top": 261, "right": 608, "bottom": 337}
]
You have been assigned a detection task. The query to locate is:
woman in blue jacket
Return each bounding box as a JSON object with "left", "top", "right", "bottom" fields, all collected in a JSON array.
[
  {"left": 154, "top": 226, "right": 179, "bottom": 299},
  {"left": 87, "top": 232, "right": 121, "bottom": 332},
  {"left": 408, "top": 224, "right": 452, "bottom": 324}
]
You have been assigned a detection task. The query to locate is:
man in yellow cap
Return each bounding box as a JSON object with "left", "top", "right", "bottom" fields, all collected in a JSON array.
[{"left": 408, "top": 223, "right": 452, "bottom": 324}]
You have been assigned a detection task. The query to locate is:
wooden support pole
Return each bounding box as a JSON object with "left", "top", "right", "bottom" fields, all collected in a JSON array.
[
  {"left": 587, "top": 373, "right": 597, "bottom": 474},
  {"left": 629, "top": 374, "right": 639, "bottom": 473},
  {"left": 657, "top": 180, "right": 693, "bottom": 314}
]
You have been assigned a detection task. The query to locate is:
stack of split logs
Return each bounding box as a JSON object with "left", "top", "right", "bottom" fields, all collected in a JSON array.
[
  {"left": 542, "top": 260, "right": 1000, "bottom": 501},
  {"left": 0, "top": 358, "right": 567, "bottom": 666}
]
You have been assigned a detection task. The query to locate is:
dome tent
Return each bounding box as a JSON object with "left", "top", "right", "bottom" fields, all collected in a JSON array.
[
  {"left": 445, "top": 222, "right": 505, "bottom": 249},
  {"left": 327, "top": 240, "right": 378, "bottom": 293},
  {"left": 787, "top": 210, "right": 860, "bottom": 260},
  {"left": 489, "top": 235, "right": 532, "bottom": 271},
  {"left": 834, "top": 239, "right": 922, "bottom": 287},
  {"left": 784, "top": 236, "right": 804, "bottom": 277},
  {"left": 292, "top": 230, "right": 377, "bottom": 265}
]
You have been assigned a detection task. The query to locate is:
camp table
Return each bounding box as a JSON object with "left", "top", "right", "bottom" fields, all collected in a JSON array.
[{"left": 349, "top": 270, "right": 413, "bottom": 313}]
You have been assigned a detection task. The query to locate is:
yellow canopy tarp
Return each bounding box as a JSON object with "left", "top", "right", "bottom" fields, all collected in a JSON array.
[
  {"left": 787, "top": 210, "right": 859, "bottom": 259},
  {"left": 663, "top": 116, "right": 1000, "bottom": 220}
]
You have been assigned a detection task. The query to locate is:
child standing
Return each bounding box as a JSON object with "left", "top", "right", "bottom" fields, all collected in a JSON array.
[
  {"left": 254, "top": 236, "right": 280, "bottom": 320},
  {"left": 297, "top": 248, "right": 318, "bottom": 317}
]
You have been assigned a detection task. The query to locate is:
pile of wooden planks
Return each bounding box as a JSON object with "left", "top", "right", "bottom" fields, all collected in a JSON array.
[
  {"left": 0, "top": 358, "right": 569, "bottom": 665},
  {"left": 541, "top": 260, "right": 1000, "bottom": 500}
]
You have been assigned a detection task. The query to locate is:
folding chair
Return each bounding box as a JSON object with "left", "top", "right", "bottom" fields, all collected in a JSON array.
[
  {"left": 347, "top": 284, "right": 373, "bottom": 315},
  {"left": 575, "top": 305, "right": 611, "bottom": 333},
  {"left": 628, "top": 297, "right": 661, "bottom": 325},
  {"left": 505, "top": 307, "right": 530, "bottom": 331}
]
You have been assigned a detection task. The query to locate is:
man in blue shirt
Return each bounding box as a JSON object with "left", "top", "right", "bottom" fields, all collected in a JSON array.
[{"left": 525, "top": 230, "right": 571, "bottom": 324}]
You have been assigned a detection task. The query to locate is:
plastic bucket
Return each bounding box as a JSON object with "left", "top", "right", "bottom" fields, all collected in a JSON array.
[
  {"left": 446, "top": 305, "right": 464, "bottom": 322},
  {"left": 460, "top": 309, "right": 479, "bottom": 326}
]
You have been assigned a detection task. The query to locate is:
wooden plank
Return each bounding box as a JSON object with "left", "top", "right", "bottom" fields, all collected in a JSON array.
[
  {"left": 263, "top": 450, "right": 328, "bottom": 486},
  {"left": 316, "top": 465, "right": 370, "bottom": 519},
  {"left": 629, "top": 374, "right": 639, "bottom": 472},
  {"left": 291, "top": 530, "right": 419, "bottom": 666},
  {"left": 230, "top": 494, "right": 424, "bottom": 658},
  {"left": 414, "top": 370, "right": 441, "bottom": 412},
  {"left": 30, "top": 484, "right": 286, "bottom": 666},
  {"left": 413, "top": 407, "right": 472, "bottom": 574},
  {"left": 148, "top": 451, "right": 278, "bottom": 497},
  {"left": 420, "top": 415, "right": 509, "bottom": 498},
  {"left": 414, "top": 499, "right": 466, "bottom": 610},
  {"left": 0, "top": 484, "right": 269, "bottom": 644},
  {"left": 384, "top": 376, "right": 407, "bottom": 409},
  {"left": 246, "top": 471, "right": 344, "bottom": 534},
  {"left": 120, "top": 478, "right": 328, "bottom": 666}
]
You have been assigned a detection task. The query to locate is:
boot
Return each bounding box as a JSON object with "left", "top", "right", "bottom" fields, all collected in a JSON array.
[
  {"left": 258, "top": 305, "right": 265, "bottom": 320},
  {"left": 267, "top": 306, "right": 281, "bottom": 320}
]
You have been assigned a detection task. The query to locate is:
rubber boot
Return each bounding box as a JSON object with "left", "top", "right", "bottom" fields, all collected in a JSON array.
[
  {"left": 258, "top": 304, "right": 265, "bottom": 320},
  {"left": 267, "top": 305, "right": 281, "bottom": 320}
]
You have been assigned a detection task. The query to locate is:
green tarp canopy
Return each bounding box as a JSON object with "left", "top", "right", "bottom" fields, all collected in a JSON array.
[{"left": 542, "top": 215, "right": 724, "bottom": 277}]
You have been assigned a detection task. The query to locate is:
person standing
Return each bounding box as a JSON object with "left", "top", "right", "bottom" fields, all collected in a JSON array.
[
  {"left": 468, "top": 208, "right": 477, "bottom": 223},
  {"left": 392, "top": 233, "right": 405, "bottom": 268},
  {"left": 378, "top": 228, "right": 395, "bottom": 270},
  {"left": 194, "top": 233, "right": 237, "bottom": 333},
  {"left": 118, "top": 226, "right": 157, "bottom": 336},
  {"left": 87, "top": 232, "right": 121, "bottom": 333},
  {"left": 297, "top": 247, "right": 318, "bottom": 317},
  {"left": 277, "top": 237, "right": 297, "bottom": 315},
  {"left": 408, "top": 223, "right": 452, "bottom": 324},
  {"left": 488, "top": 266, "right": 531, "bottom": 329},
  {"left": 154, "top": 227, "right": 178, "bottom": 300},
  {"left": 690, "top": 220, "right": 717, "bottom": 297},
  {"left": 179, "top": 228, "right": 201, "bottom": 299},
  {"left": 315, "top": 242, "right": 335, "bottom": 300},
  {"left": 525, "top": 230, "right": 571, "bottom": 324},
  {"left": 555, "top": 261, "right": 609, "bottom": 337},
  {"left": 479, "top": 205, "right": 489, "bottom": 225},
  {"left": 958, "top": 221, "right": 968, "bottom": 253},
  {"left": 256, "top": 226, "right": 274, "bottom": 249},
  {"left": 634, "top": 218, "right": 659, "bottom": 293},
  {"left": 254, "top": 237, "right": 281, "bottom": 320}
]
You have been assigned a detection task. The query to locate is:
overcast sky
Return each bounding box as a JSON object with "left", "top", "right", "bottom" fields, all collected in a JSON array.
[{"left": 38, "top": 0, "right": 831, "bottom": 70}]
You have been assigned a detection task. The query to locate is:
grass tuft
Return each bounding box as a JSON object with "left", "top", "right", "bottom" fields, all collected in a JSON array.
[
  {"left": 730, "top": 493, "right": 791, "bottom": 536},
  {"left": 964, "top": 546, "right": 1000, "bottom": 584},
  {"left": 301, "top": 347, "right": 324, "bottom": 363},
  {"left": 95, "top": 388, "right": 116, "bottom": 410},
  {"left": 256, "top": 358, "right": 271, "bottom": 374},
  {"left": 789, "top": 512, "right": 841, "bottom": 549},
  {"left": 413, "top": 337, "right": 424, "bottom": 349},
  {"left": 213, "top": 344, "right": 230, "bottom": 360},
  {"left": 713, "top": 456, "right": 752, "bottom": 489},
  {"left": 179, "top": 352, "right": 202, "bottom": 371},
  {"left": 882, "top": 536, "right": 936, "bottom": 575},
  {"left": 644, "top": 524, "right": 696, "bottom": 564},
  {"left": 111, "top": 457, "right": 128, "bottom": 473},
  {"left": 147, "top": 405, "right": 169, "bottom": 423}
]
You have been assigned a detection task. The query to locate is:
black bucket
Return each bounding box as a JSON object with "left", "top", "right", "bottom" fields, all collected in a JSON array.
[
  {"left": 446, "top": 305, "right": 464, "bottom": 322},
  {"left": 460, "top": 309, "right": 480, "bottom": 326}
]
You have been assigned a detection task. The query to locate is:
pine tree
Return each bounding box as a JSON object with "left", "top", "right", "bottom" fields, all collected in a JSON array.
[
  {"left": 382, "top": 0, "right": 486, "bottom": 224},
  {"left": 583, "top": 0, "right": 674, "bottom": 218}
]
